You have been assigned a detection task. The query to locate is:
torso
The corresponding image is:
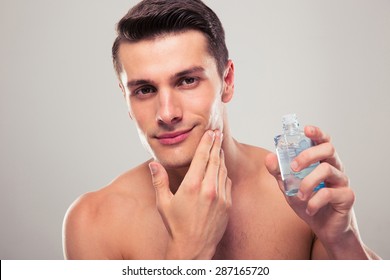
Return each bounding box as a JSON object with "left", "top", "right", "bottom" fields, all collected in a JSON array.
[{"left": 69, "top": 144, "right": 314, "bottom": 259}]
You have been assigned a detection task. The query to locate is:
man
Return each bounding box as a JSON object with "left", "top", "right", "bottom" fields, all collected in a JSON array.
[{"left": 62, "top": 0, "right": 380, "bottom": 259}]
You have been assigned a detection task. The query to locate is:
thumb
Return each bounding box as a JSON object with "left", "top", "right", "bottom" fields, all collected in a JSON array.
[
  {"left": 264, "top": 152, "right": 280, "bottom": 178},
  {"left": 149, "top": 161, "right": 173, "bottom": 210},
  {"left": 264, "top": 152, "right": 285, "bottom": 192}
]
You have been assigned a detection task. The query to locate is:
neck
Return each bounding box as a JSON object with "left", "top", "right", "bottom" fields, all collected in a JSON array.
[
  {"left": 165, "top": 165, "right": 189, "bottom": 194},
  {"left": 220, "top": 125, "right": 242, "bottom": 183}
]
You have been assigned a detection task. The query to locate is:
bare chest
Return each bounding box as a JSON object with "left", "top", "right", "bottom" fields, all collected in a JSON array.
[
  {"left": 213, "top": 211, "right": 312, "bottom": 259},
  {"left": 213, "top": 185, "right": 313, "bottom": 260},
  {"left": 116, "top": 170, "right": 314, "bottom": 260},
  {"left": 120, "top": 201, "right": 312, "bottom": 260}
]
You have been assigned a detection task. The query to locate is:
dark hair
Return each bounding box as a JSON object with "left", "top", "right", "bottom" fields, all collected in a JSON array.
[{"left": 112, "top": 0, "right": 229, "bottom": 78}]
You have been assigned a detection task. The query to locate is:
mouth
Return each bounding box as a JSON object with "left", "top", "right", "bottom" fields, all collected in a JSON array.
[{"left": 155, "top": 127, "right": 195, "bottom": 145}]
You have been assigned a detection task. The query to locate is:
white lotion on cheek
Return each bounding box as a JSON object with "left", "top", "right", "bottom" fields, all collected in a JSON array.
[{"left": 207, "top": 85, "right": 225, "bottom": 132}]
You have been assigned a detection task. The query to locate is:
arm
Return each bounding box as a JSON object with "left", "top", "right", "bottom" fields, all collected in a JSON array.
[
  {"left": 265, "top": 125, "right": 381, "bottom": 260},
  {"left": 311, "top": 212, "right": 381, "bottom": 260},
  {"left": 149, "top": 130, "right": 232, "bottom": 259},
  {"left": 63, "top": 191, "right": 125, "bottom": 260},
  {"left": 62, "top": 193, "right": 112, "bottom": 259}
]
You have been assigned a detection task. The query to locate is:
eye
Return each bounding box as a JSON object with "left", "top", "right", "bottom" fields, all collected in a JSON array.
[
  {"left": 179, "top": 77, "right": 199, "bottom": 88},
  {"left": 133, "top": 86, "right": 156, "bottom": 97}
]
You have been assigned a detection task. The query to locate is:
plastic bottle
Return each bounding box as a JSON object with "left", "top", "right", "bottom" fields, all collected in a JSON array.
[{"left": 274, "top": 113, "right": 325, "bottom": 196}]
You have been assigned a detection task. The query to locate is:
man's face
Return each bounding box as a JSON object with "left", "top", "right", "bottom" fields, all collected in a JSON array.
[{"left": 118, "top": 30, "right": 232, "bottom": 169}]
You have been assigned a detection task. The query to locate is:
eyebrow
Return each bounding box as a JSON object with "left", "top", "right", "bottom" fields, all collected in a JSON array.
[
  {"left": 126, "top": 66, "right": 206, "bottom": 88},
  {"left": 127, "top": 79, "right": 154, "bottom": 88},
  {"left": 173, "top": 66, "right": 206, "bottom": 79}
]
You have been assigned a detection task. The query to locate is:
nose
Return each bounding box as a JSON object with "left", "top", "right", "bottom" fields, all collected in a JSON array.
[{"left": 156, "top": 90, "right": 183, "bottom": 126}]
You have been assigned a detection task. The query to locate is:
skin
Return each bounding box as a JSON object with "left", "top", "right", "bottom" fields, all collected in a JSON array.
[{"left": 62, "top": 30, "right": 379, "bottom": 260}]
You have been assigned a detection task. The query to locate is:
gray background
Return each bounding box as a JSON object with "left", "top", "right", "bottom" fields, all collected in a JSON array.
[{"left": 1, "top": 0, "right": 389, "bottom": 259}]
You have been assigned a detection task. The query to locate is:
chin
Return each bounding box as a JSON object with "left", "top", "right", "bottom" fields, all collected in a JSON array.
[
  {"left": 156, "top": 154, "right": 193, "bottom": 170},
  {"left": 150, "top": 131, "right": 202, "bottom": 169}
]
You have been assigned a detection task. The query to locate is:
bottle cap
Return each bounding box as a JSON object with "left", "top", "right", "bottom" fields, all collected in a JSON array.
[{"left": 282, "top": 113, "right": 298, "bottom": 126}]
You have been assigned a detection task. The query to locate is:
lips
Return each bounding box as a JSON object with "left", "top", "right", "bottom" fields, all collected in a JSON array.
[{"left": 155, "top": 127, "right": 194, "bottom": 145}]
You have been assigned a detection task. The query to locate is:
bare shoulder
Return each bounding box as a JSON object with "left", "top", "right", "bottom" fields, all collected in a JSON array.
[
  {"left": 63, "top": 161, "right": 154, "bottom": 259},
  {"left": 243, "top": 143, "right": 311, "bottom": 219},
  {"left": 228, "top": 143, "right": 314, "bottom": 259},
  {"left": 237, "top": 142, "right": 276, "bottom": 182}
]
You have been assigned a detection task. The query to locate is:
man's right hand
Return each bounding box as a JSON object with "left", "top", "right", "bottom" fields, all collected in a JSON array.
[{"left": 149, "top": 130, "right": 232, "bottom": 259}]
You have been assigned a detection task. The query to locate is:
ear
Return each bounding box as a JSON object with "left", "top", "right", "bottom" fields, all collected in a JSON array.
[
  {"left": 119, "top": 82, "right": 126, "bottom": 98},
  {"left": 221, "top": 60, "right": 235, "bottom": 103}
]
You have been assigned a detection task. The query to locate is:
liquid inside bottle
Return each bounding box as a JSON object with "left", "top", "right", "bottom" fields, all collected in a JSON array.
[{"left": 274, "top": 114, "right": 325, "bottom": 196}]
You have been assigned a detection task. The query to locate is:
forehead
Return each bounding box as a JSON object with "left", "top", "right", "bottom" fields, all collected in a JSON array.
[{"left": 118, "top": 30, "right": 218, "bottom": 80}]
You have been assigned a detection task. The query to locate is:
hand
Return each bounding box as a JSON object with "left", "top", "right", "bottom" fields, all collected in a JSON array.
[
  {"left": 265, "top": 126, "right": 357, "bottom": 248},
  {"left": 149, "top": 130, "right": 232, "bottom": 259}
]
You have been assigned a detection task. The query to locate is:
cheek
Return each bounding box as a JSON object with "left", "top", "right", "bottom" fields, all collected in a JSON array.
[
  {"left": 187, "top": 94, "right": 214, "bottom": 112},
  {"left": 129, "top": 102, "right": 151, "bottom": 130},
  {"left": 125, "top": 95, "right": 136, "bottom": 119},
  {"left": 207, "top": 97, "right": 224, "bottom": 129},
  {"left": 188, "top": 94, "right": 223, "bottom": 128}
]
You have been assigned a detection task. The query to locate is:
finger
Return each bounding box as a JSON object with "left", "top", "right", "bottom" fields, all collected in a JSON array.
[
  {"left": 299, "top": 162, "right": 349, "bottom": 200},
  {"left": 291, "top": 142, "right": 343, "bottom": 172},
  {"left": 184, "top": 130, "right": 216, "bottom": 185},
  {"left": 306, "top": 187, "right": 355, "bottom": 216},
  {"left": 225, "top": 177, "right": 232, "bottom": 209},
  {"left": 149, "top": 161, "right": 173, "bottom": 212},
  {"left": 265, "top": 152, "right": 286, "bottom": 193},
  {"left": 265, "top": 152, "right": 281, "bottom": 179},
  {"left": 218, "top": 149, "right": 228, "bottom": 200},
  {"left": 302, "top": 126, "right": 344, "bottom": 171},
  {"left": 304, "top": 126, "right": 331, "bottom": 145},
  {"left": 202, "top": 131, "right": 223, "bottom": 197}
]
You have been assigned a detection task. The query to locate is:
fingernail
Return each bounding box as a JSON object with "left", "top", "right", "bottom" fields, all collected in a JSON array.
[
  {"left": 290, "top": 160, "right": 298, "bottom": 171},
  {"left": 208, "top": 130, "right": 215, "bottom": 139},
  {"left": 306, "top": 208, "right": 313, "bottom": 216},
  {"left": 297, "top": 190, "right": 304, "bottom": 200},
  {"left": 149, "top": 162, "right": 157, "bottom": 175}
]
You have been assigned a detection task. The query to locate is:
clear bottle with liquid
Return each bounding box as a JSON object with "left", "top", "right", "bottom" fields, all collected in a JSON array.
[{"left": 274, "top": 114, "right": 325, "bottom": 196}]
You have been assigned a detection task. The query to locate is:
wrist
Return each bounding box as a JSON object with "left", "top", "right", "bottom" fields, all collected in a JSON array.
[
  {"left": 164, "top": 239, "right": 215, "bottom": 260},
  {"left": 321, "top": 229, "right": 369, "bottom": 260}
]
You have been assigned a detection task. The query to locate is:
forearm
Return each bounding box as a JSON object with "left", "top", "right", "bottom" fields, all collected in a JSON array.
[{"left": 320, "top": 229, "right": 380, "bottom": 260}]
